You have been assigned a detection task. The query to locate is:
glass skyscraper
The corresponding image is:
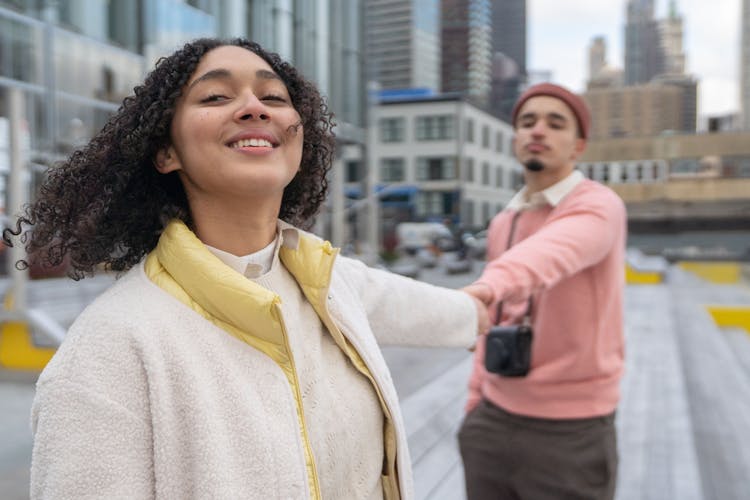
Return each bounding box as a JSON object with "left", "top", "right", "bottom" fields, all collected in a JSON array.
[{"left": 0, "top": 0, "right": 364, "bottom": 229}]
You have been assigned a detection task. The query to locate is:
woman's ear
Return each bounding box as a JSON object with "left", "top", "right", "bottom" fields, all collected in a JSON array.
[{"left": 154, "top": 146, "right": 181, "bottom": 174}]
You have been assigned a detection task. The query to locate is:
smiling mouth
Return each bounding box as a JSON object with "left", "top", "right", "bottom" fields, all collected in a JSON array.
[{"left": 228, "top": 138, "right": 275, "bottom": 149}]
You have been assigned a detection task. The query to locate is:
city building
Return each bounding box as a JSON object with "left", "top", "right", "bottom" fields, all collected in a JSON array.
[
  {"left": 364, "top": 0, "right": 441, "bottom": 92},
  {"left": 489, "top": 0, "right": 526, "bottom": 120},
  {"left": 589, "top": 36, "right": 607, "bottom": 81},
  {"left": 440, "top": 0, "right": 492, "bottom": 108},
  {"left": 624, "top": 0, "right": 663, "bottom": 85},
  {"left": 584, "top": 78, "right": 697, "bottom": 139},
  {"left": 658, "top": 0, "right": 685, "bottom": 76},
  {"left": 587, "top": 0, "right": 695, "bottom": 140},
  {"left": 742, "top": 0, "right": 750, "bottom": 130},
  {"left": 579, "top": 130, "right": 750, "bottom": 182},
  {"left": 341, "top": 93, "right": 518, "bottom": 244},
  {"left": 578, "top": 131, "right": 750, "bottom": 231},
  {"left": 0, "top": 1, "right": 365, "bottom": 244},
  {"left": 490, "top": 0, "right": 525, "bottom": 75}
]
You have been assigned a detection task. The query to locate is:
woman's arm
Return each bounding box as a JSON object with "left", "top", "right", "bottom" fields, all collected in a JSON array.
[
  {"left": 337, "top": 256, "right": 486, "bottom": 347},
  {"left": 31, "top": 378, "right": 154, "bottom": 499}
]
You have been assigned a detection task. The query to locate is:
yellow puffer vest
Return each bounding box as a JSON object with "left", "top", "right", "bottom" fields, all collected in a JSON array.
[{"left": 143, "top": 220, "right": 399, "bottom": 500}]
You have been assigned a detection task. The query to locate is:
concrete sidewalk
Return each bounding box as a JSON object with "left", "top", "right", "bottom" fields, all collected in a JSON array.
[{"left": 2, "top": 263, "right": 750, "bottom": 499}]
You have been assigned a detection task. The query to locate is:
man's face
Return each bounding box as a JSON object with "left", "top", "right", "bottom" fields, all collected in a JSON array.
[{"left": 512, "top": 95, "right": 585, "bottom": 176}]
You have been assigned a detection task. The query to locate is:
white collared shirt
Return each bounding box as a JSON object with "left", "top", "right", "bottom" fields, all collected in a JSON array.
[
  {"left": 204, "top": 224, "right": 299, "bottom": 278},
  {"left": 506, "top": 169, "right": 585, "bottom": 211}
]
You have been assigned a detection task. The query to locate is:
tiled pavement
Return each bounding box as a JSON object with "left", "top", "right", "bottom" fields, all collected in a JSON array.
[{"left": 2, "top": 265, "right": 750, "bottom": 499}]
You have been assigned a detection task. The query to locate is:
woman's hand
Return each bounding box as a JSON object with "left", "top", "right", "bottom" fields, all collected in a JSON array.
[{"left": 465, "top": 293, "right": 490, "bottom": 336}]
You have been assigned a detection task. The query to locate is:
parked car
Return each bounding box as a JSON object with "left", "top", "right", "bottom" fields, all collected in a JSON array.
[
  {"left": 395, "top": 222, "right": 453, "bottom": 254},
  {"left": 463, "top": 230, "right": 488, "bottom": 259}
]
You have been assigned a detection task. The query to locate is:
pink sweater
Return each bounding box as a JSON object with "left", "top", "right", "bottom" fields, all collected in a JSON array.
[{"left": 467, "top": 179, "right": 627, "bottom": 419}]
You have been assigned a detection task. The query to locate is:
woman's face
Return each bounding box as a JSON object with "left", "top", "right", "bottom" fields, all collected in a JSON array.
[{"left": 156, "top": 45, "right": 304, "bottom": 208}]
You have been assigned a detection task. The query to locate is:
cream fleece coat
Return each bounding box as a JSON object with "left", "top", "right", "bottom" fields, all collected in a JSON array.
[{"left": 30, "top": 222, "right": 477, "bottom": 499}]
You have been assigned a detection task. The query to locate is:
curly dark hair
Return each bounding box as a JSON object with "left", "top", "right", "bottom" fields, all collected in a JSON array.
[{"left": 3, "top": 38, "right": 335, "bottom": 279}]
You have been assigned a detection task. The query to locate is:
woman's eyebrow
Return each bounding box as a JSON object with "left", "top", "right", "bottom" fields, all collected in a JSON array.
[
  {"left": 256, "top": 69, "right": 282, "bottom": 81},
  {"left": 188, "top": 68, "right": 231, "bottom": 90},
  {"left": 188, "top": 68, "right": 282, "bottom": 91}
]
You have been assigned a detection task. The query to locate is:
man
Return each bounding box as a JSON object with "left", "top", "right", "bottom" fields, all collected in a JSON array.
[{"left": 458, "top": 83, "right": 626, "bottom": 500}]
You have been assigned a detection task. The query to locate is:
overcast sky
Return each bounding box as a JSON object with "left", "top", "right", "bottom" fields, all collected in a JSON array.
[{"left": 528, "top": 0, "right": 741, "bottom": 117}]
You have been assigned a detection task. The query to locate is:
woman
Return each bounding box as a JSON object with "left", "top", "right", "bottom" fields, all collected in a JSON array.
[{"left": 5, "top": 38, "right": 487, "bottom": 499}]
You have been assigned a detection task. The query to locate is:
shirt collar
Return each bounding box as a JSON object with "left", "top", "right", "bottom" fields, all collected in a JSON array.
[
  {"left": 204, "top": 221, "right": 301, "bottom": 278},
  {"left": 506, "top": 169, "right": 584, "bottom": 211}
]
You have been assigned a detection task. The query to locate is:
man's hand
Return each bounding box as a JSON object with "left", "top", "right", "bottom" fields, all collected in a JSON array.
[
  {"left": 462, "top": 282, "right": 494, "bottom": 306},
  {"left": 465, "top": 293, "right": 490, "bottom": 336}
]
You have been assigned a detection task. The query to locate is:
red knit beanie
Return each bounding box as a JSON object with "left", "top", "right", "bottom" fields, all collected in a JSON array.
[{"left": 511, "top": 83, "right": 591, "bottom": 139}]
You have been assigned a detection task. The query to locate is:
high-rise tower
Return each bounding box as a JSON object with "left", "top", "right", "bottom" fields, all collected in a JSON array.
[
  {"left": 489, "top": 0, "right": 526, "bottom": 120},
  {"left": 742, "top": 0, "right": 750, "bottom": 129},
  {"left": 659, "top": 0, "right": 685, "bottom": 76},
  {"left": 364, "top": 0, "right": 441, "bottom": 91},
  {"left": 441, "top": 0, "right": 492, "bottom": 107},
  {"left": 624, "top": 0, "right": 663, "bottom": 85}
]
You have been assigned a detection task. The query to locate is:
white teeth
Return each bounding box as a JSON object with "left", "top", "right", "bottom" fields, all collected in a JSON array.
[{"left": 231, "top": 138, "right": 273, "bottom": 148}]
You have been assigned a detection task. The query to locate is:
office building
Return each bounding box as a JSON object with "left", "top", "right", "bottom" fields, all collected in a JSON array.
[
  {"left": 489, "top": 0, "right": 526, "bottom": 120},
  {"left": 741, "top": 0, "right": 750, "bottom": 130},
  {"left": 364, "top": 0, "right": 441, "bottom": 92},
  {"left": 342, "top": 93, "right": 518, "bottom": 239},
  {"left": 441, "top": 0, "right": 492, "bottom": 107},
  {"left": 658, "top": 0, "right": 685, "bottom": 76},
  {"left": 584, "top": 78, "right": 697, "bottom": 139},
  {"left": 624, "top": 0, "right": 663, "bottom": 85},
  {"left": 0, "top": 1, "right": 365, "bottom": 243}
]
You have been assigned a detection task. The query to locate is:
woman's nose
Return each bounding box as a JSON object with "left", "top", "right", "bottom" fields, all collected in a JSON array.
[{"left": 234, "top": 92, "right": 269, "bottom": 122}]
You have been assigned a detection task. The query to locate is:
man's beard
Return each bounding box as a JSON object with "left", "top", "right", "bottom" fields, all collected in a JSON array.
[{"left": 524, "top": 158, "right": 545, "bottom": 172}]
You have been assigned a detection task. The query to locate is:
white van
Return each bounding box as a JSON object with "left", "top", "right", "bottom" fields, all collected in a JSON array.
[{"left": 395, "top": 222, "right": 453, "bottom": 252}]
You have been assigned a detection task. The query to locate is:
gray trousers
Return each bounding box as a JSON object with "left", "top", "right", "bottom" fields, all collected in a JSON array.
[{"left": 458, "top": 399, "right": 618, "bottom": 500}]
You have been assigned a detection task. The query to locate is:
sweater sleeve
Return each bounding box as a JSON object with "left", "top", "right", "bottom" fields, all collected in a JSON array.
[
  {"left": 30, "top": 379, "right": 154, "bottom": 500},
  {"left": 476, "top": 187, "right": 626, "bottom": 304},
  {"left": 29, "top": 315, "right": 155, "bottom": 500},
  {"left": 337, "top": 256, "right": 478, "bottom": 348}
]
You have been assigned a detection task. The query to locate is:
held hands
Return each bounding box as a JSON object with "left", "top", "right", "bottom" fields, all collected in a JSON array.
[
  {"left": 462, "top": 283, "right": 493, "bottom": 351},
  {"left": 465, "top": 293, "right": 491, "bottom": 336},
  {"left": 461, "top": 282, "right": 494, "bottom": 306}
]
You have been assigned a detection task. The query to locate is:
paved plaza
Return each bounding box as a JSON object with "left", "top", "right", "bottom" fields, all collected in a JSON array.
[{"left": 1, "top": 259, "right": 749, "bottom": 499}]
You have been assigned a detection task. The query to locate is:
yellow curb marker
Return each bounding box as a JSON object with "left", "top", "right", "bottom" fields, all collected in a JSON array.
[
  {"left": 625, "top": 264, "right": 663, "bottom": 285},
  {"left": 0, "top": 292, "right": 56, "bottom": 370},
  {"left": 707, "top": 306, "right": 750, "bottom": 336},
  {"left": 680, "top": 262, "right": 741, "bottom": 284}
]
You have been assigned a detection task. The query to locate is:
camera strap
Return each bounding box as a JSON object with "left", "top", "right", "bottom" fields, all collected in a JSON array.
[{"left": 495, "top": 211, "right": 533, "bottom": 326}]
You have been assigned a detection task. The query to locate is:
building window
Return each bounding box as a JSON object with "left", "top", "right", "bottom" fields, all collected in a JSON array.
[
  {"left": 345, "top": 160, "right": 361, "bottom": 182},
  {"left": 463, "top": 199, "right": 475, "bottom": 226},
  {"left": 416, "top": 157, "right": 457, "bottom": 180},
  {"left": 495, "top": 131, "right": 505, "bottom": 152},
  {"left": 482, "top": 202, "right": 491, "bottom": 225},
  {"left": 416, "top": 191, "right": 453, "bottom": 217},
  {"left": 465, "top": 118, "right": 474, "bottom": 142},
  {"left": 415, "top": 115, "right": 454, "bottom": 140},
  {"left": 482, "top": 125, "right": 490, "bottom": 148},
  {"left": 495, "top": 166, "right": 503, "bottom": 187},
  {"left": 379, "top": 117, "right": 405, "bottom": 142},
  {"left": 380, "top": 158, "right": 405, "bottom": 182},
  {"left": 482, "top": 162, "right": 490, "bottom": 184},
  {"left": 464, "top": 158, "right": 474, "bottom": 182},
  {"left": 512, "top": 171, "right": 524, "bottom": 190}
]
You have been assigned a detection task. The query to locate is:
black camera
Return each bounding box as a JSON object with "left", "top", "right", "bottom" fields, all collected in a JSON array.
[{"left": 484, "top": 324, "right": 532, "bottom": 377}]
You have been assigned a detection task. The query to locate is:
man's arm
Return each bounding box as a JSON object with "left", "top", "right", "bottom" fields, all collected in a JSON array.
[{"left": 468, "top": 190, "right": 625, "bottom": 305}]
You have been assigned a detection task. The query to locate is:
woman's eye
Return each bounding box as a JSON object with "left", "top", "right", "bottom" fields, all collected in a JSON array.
[
  {"left": 262, "top": 94, "right": 288, "bottom": 103},
  {"left": 200, "top": 94, "right": 228, "bottom": 103}
]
